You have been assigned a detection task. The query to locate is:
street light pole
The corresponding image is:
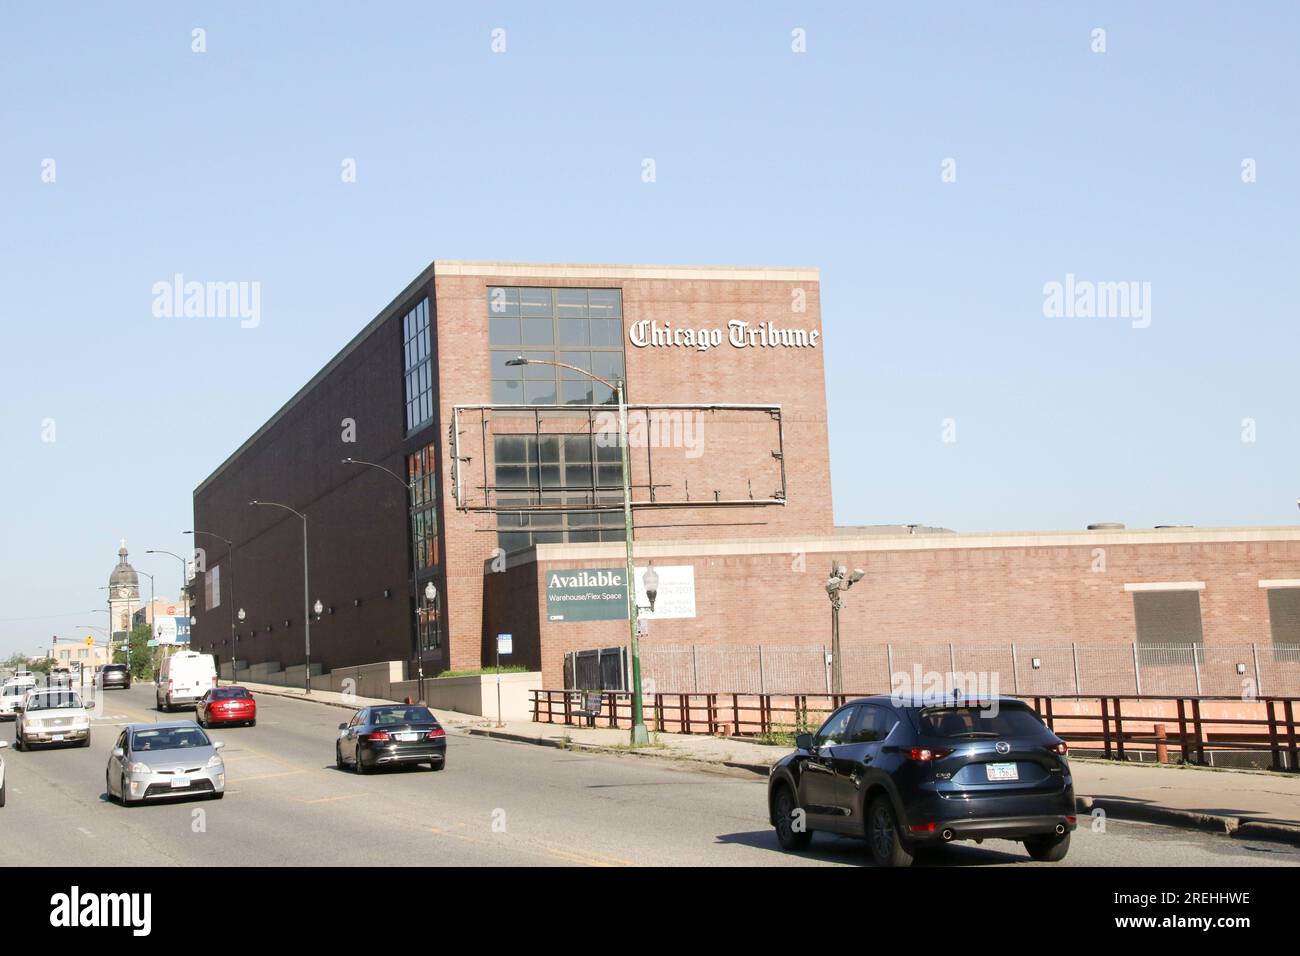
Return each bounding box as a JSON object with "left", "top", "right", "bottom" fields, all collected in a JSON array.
[
  {"left": 145, "top": 549, "right": 192, "bottom": 669},
  {"left": 505, "top": 356, "right": 649, "bottom": 745},
  {"left": 185, "top": 531, "right": 235, "bottom": 659},
  {"left": 249, "top": 500, "right": 312, "bottom": 694},
  {"left": 825, "top": 562, "right": 865, "bottom": 697},
  {"left": 342, "top": 457, "right": 430, "bottom": 693}
]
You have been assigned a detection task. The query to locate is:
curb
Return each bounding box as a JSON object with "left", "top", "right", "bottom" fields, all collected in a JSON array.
[
  {"left": 463, "top": 727, "right": 771, "bottom": 776},
  {"left": 1077, "top": 796, "right": 1300, "bottom": 846}
]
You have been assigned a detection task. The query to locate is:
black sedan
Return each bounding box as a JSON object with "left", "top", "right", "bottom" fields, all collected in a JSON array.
[
  {"left": 768, "top": 695, "right": 1075, "bottom": 866},
  {"left": 336, "top": 705, "right": 447, "bottom": 774},
  {"left": 100, "top": 664, "right": 131, "bottom": 690}
]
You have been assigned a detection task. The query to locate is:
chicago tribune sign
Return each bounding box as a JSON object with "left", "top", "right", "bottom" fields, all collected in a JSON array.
[{"left": 628, "top": 318, "right": 820, "bottom": 352}]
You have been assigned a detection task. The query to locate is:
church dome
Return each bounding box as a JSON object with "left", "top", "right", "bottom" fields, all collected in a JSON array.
[{"left": 109, "top": 541, "right": 139, "bottom": 596}]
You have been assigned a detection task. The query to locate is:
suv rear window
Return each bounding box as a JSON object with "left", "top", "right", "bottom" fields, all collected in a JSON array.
[
  {"left": 918, "top": 704, "right": 1046, "bottom": 739},
  {"left": 103, "top": 665, "right": 127, "bottom": 673}
]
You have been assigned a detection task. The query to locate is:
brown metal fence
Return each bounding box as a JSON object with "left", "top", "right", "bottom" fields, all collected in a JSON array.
[{"left": 531, "top": 689, "right": 1300, "bottom": 772}]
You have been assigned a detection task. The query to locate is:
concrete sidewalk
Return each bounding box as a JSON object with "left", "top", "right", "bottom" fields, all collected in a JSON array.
[{"left": 237, "top": 680, "right": 1300, "bottom": 845}]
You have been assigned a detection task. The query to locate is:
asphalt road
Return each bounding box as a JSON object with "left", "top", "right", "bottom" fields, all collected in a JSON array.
[{"left": 2, "top": 683, "right": 1296, "bottom": 867}]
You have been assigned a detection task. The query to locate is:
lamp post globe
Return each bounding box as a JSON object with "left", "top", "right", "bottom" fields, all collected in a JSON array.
[
  {"left": 424, "top": 582, "right": 437, "bottom": 603},
  {"left": 642, "top": 565, "right": 660, "bottom": 613},
  {"left": 237, "top": 608, "right": 246, "bottom": 622}
]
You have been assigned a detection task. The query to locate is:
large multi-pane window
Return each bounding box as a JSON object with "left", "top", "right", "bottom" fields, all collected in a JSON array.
[
  {"left": 403, "top": 298, "right": 434, "bottom": 432},
  {"left": 407, "top": 444, "right": 440, "bottom": 571},
  {"left": 493, "top": 433, "right": 626, "bottom": 552},
  {"left": 407, "top": 443, "right": 440, "bottom": 651},
  {"left": 488, "top": 287, "right": 625, "bottom": 405}
]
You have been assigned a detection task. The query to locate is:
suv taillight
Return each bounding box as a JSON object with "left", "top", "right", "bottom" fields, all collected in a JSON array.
[
  {"left": 1047, "top": 741, "right": 1068, "bottom": 756},
  {"left": 366, "top": 731, "right": 391, "bottom": 741},
  {"left": 908, "top": 747, "right": 954, "bottom": 762},
  {"left": 426, "top": 727, "right": 445, "bottom": 739}
]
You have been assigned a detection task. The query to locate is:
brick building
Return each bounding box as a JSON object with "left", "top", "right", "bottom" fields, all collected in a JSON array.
[{"left": 189, "top": 260, "right": 1300, "bottom": 696}]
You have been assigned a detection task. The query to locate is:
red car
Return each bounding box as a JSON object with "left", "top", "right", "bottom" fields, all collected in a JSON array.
[{"left": 195, "top": 687, "right": 257, "bottom": 728}]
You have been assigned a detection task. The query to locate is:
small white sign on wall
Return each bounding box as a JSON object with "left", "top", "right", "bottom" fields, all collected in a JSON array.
[{"left": 634, "top": 565, "right": 696, "bottom": 619}]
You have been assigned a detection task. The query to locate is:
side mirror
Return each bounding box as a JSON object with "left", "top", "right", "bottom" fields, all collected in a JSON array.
[
  {"left": 14, "top": 705, "right": 24, "bottom": 714},
  {"left": 795, "top": 733, "right": 813, "bottom": 751},
  {"left": 212, "top": 741, "right": 225, "bottom": 751},
  {"left": 338, "top": 723, "right": 348, "bottom": 731},
  {"left": 0, "top": 740, "right": 8, "bottom": 750},
  {"left": 112, "top": 747, "right": 125, "bottom": 759},
  {"left": 85, "top": 701, "right": 95, "bottom": 709}
]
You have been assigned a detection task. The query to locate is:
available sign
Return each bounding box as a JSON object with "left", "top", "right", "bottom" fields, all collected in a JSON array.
[{"left": 546, "top": 567, "right": 628, "bottom": 622}]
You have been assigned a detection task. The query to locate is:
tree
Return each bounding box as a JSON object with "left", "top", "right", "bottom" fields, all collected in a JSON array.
[{"left": 114, "top": 624, "right": 154, "bottom": 681}]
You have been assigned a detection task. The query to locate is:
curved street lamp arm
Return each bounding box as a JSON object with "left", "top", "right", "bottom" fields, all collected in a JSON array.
[
  {"left": 341, "top": 457, "right": 412, "bottom": 489},
  {"left": 506, "top": 356, "right": 618, "bottom": 392},
  {"left": 249, "top": 500, "right": 306, "bottom": 521}
]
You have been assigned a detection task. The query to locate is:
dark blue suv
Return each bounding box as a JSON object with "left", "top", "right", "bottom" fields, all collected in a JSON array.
[{"left": 768, "top": 696, "right": 1075, "bottom": 866}]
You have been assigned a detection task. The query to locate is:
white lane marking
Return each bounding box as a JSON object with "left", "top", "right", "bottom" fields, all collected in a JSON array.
[{"left": 77, "top": 827, "right": 94, "bottom": 838}]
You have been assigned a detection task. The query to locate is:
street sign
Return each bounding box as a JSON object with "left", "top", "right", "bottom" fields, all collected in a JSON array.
[{"left": 497, "top": 633, "right": 513, "bottom": 655}]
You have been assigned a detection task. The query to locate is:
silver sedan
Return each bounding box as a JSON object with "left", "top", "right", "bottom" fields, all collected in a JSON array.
[{"left": 105, "top": 721, "right": 226, "bottom": 806}]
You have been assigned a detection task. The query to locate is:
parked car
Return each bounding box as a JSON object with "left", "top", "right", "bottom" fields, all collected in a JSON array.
[
  {"left": 156, "top": 651, "right": 217, "bottom": 712},
  {"left": 195, "top": 687, "right": 256, "bottom": 728},
  {"left": 767, "top": 696, "right": 1075, "bottom": 866},
  {"left": 105, "top": 721, "right": 226, "bottom": 806},
  {"left": 336, "top": 704, "right": 446, "bottom": 773},
  {"left": 50, "top": 667, "right": 73, "bottom": 686},
  {"left": 0, "top": 739, "right": 8, "bottom": 807},
  {"left": 99, "top": 663, "right": 131, "bottom": 690},
  {"left": 14, "top": 687, "right": 93, "bottom": 750},
  {"left": 0, "top": 677, "right": 38, "bottom": 721}
]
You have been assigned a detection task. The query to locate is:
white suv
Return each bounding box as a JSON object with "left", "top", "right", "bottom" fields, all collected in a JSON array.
[{"left": 0, "top": 678, "right": 38, "bottom": 720}]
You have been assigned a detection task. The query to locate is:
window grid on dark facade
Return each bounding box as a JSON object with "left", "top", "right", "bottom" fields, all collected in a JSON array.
[
  {"left": 407, "top": 444, "right": 439, "bottom": 572},
  {"left": 403, "top": 298, "right": 433, "bottom": 433}
]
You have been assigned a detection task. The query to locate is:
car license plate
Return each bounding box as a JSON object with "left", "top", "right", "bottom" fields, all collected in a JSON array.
[
  {"left": 395, "top": 732, "right": 417, "bottom": 742},
  {"left": 52, "top": 734, "right": 65, "bottom": 742},
  {"left": 986, "top": 762, "right": 1019, "bottom": 782},
  {"left": 170, "top": 776, "right": 190, "bottom": 789}
]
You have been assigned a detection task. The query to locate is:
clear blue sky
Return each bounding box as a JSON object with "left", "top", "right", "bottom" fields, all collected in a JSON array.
[{"left": 1, "top": 3, "right": 1297, "bottom": 654}]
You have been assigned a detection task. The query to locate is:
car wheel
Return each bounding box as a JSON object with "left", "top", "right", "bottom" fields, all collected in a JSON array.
[
  {"left": 1024, "top": 830, "right": 1071, "bottom": 862},
  {"left": 429, "top": 757, "right": 445, "bottom": 772},
  {"left": 210, "top": 791, "right": 224, "bottom": 801},
  {"left": 866, "top": 795, "right": 914, "bottom": 868},
  {"left": 1, "top": 779, "right": 6, "bottom": 807},
  {"left": 120, "top": 773, "right": 136, "bottom": 807},
  {"left": 772, "top": 784, "right": 812, "bottom": 851},
  {"left": 335, "top": 743, "right": 344, "bottom": 770},
  {"left": 13, "top": 730, "right": 22, "bottom": 753},
  {"left": 80, "top": 732, "right": 91, "bottom": 748},
  {"left": 247, "top": 719, "right": 256, "bottom": 728},
  {"left": 354, "top": 749, "right": 368, "bottom": 775}
]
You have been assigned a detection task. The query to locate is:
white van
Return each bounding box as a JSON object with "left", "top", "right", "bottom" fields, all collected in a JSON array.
[{"left": 156, "top": 652, "right": 217, "bottom": 712}]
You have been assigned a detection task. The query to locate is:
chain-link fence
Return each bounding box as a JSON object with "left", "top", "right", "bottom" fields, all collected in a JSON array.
[{"left": 566, "top": 641, "right": 1300, "bottom": 698}]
